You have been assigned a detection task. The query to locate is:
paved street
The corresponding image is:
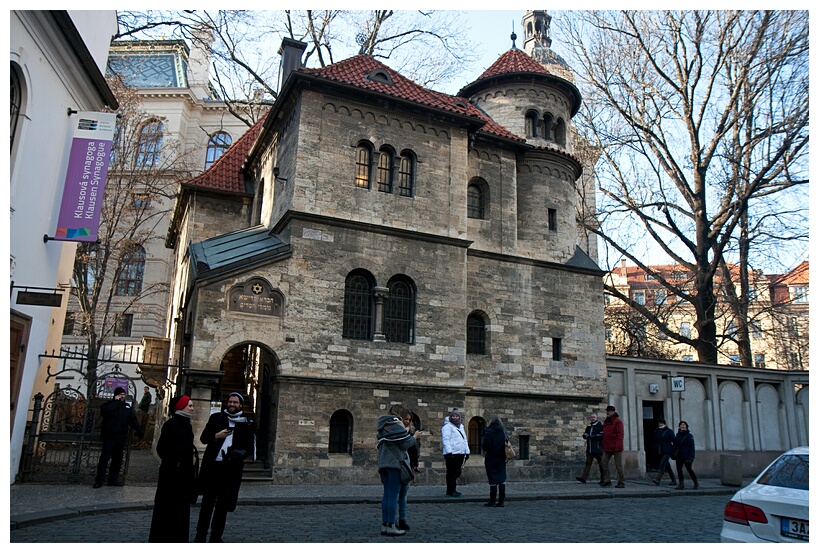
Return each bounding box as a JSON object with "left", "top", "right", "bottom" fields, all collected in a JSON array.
[{"left": 11, "top": 493, "right": 727, "bottom": 543}]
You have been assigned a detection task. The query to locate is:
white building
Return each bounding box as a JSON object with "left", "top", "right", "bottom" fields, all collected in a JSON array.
[{"left": 9, "top": 10, "right": 119, "bottom": 482}]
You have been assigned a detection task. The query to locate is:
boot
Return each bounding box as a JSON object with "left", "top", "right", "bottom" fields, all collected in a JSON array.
[
  {"left": 693, "top": 476, "right": 699, "bottom": 490},
  {"left": 495, "top": 484, "right": 505, "bottom": 507},
  {"left": 675, "top": 481, "right": 685, "bottom": 490},
  {"left": 398, "top": 520, "right": 410, "bottom": 531},
  {"left": 484, "top": 485, "right": 497, "bottom": 507}
]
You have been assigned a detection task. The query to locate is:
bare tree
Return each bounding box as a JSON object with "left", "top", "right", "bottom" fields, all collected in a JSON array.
[
  {"left": 563, "top": 10, "right": 809, "bottom": 363},
  {"left": 115, "top": 10, "right": 478, "bottom": 126},
  {"left": 69, "top": 76, "right": 196, "bottom": 392}
]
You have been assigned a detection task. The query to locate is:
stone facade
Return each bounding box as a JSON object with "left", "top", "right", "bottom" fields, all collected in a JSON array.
[{"left": 167, "top": 22, "right": 610, "bottom": 482}]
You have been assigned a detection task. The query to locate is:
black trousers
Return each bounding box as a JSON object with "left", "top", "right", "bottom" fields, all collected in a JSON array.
[
  {"left": 444, "top": 453, "right": 466, "bottom": 494},
  {"left": 95, "top": 437, "right": 125, "bottom": 484},
  {"left": 196, "top": 462, "right": 241, "bottom": 541}
]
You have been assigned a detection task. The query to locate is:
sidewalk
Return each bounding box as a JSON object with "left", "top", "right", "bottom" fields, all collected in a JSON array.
[{"left": 10, "top": 450, "right": 740, "bottom": 529}]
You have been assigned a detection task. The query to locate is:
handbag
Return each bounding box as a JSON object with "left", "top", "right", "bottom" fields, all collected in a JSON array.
[
  {"left": 504, "top": 439, "right": 516, "bottom": 460},
  {"left": 399, "top": 459, "right": 415, "bottom": 485}
]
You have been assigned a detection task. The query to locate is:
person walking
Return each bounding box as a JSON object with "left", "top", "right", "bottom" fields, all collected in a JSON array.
[
  {"left": 377, "top": 410, "right": 420, "bottom": 536},
  {"left": 600, "top": 405, "right": 625, "bottom": 488},
  {"left": 194, "top": 392, "right": 256, "bottom": 543},
  {"left": 672, "top": 421, "right": 699, "bottom": 490},
  {"left": 441, "top": 408, "right": 469, "bottom": 497},
  {"left": 148, "top": 396, "right": 198, "bottom": 542},
  {"left": 94, "top": 386, "right": 143, "bottom": 488},
  {"left": 651, "top": 419, "right": 677, "bottom": 486},
  {"left": 388, "top": 404, "right": 419, "bottom": 531},
  {"left": 481, "top": 415, "right": 508, "bottom": 507},
  {"left": 576, "top": 412, "right": 604, "bottom": 484}
]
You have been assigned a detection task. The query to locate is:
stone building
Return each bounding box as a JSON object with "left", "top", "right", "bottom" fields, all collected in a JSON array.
[{"left": 165, "top": 17, "right": 608, "bottom": 483}]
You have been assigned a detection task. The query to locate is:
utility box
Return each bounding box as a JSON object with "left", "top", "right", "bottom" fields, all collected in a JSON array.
[{"left": 720, "top": 454, "right": 743, "bottom": 486}]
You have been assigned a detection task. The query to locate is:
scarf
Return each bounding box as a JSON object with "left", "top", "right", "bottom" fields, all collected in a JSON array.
[{"left": 217, "top": 409, "right": 249, "bottom": 461}]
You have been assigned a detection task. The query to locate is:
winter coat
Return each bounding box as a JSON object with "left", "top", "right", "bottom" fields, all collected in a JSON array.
[
  {"left": 441, "top": 418, "right": 470, "bottom": 455},
  {"left": 99, "top": 398, "right": 143, "bottom": 440},
  {"left": 149, "top": 414, "right": 196, "bottom": 542},
  {"left": 198, "top": 410, "right": 256, "bottom": 513},
  {"left": 582, "top": 420, "right": 604, "bottom": 456},
  {"left": 481, "top": 423, "right": 507, "bottom": 485},
  {"left": 376, "top": 415, "right": 416, "bottom": 472},
  {"left": 673, "top": 430, "right": 695, "bottom": 462},
  {"left": 602, "top": 413, "right": 624, "bottom": 453},
  {"left": 654, "top": 426, "right": 675, "bottom": 456}
]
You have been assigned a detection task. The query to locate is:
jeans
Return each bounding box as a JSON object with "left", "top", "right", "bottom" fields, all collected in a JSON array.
[
  {"left": 397, "top": 480, "right": 409, "bottom": 522},
  {"left": 380, "top": 468, "right": 401, "bottom": 524},
  {"left": 656, "top": 454, "right": 676, "bottom": 480}
]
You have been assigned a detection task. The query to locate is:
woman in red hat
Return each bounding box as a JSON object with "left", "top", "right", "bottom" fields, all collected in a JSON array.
[{"left": 149, "top": 395, "right": 198, "bottom": 542}]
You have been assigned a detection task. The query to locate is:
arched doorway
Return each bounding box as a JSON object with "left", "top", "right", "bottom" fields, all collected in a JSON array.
[{"left": 218, "top": 343, "right": 278, "bottom": 468}]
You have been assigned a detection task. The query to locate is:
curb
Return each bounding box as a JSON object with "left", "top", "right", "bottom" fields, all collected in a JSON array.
[{"left": 10, "top": 487, "right": 736, "bottom": 530}]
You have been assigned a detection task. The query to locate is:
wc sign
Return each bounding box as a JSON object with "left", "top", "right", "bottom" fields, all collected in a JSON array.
[{"left": 670, "top": 376, "right": 685, "bottom": 392}]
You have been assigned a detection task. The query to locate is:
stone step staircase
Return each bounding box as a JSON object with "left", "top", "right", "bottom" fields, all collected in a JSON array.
[{"left": 242, "top": 459, "right": 273, "bottom": 483}]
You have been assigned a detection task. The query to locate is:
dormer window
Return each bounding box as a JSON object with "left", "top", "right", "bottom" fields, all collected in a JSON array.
[{"left": 366, "top": 69, "right": 394, "bottom": 86}]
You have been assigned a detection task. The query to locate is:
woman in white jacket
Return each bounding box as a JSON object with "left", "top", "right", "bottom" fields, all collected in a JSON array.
[{"left": 441, "top": 408, "right": 470, "bottom": 497}]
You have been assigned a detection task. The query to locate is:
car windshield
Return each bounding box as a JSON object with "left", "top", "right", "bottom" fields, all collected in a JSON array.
[{"left": 757, "top": 453, "right": 809, "bottom": 491}]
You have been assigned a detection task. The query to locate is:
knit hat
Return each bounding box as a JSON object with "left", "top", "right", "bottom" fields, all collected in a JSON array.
[
  {"left": 175, "top": 396, "right": 191, "bottom": 411},
  {"left": 606, "top": 405, "right": 616, "bottom": 412},
  {"left": 113, "top": 387, "right": 126, "bottom": 396},
  {"left": 228, "top": 392, "right": 244, "bottom": 404}
]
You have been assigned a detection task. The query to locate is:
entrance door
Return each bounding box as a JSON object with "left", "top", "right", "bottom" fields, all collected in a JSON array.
[
  {"left": 642, "top": 401, "right": 665, "bottom": 470},
  {"left": 10, "top": 314, "right": 30, "bottom": 436},
  {"left": 219, "top": 343, "right": 277, "bottom": 467}
]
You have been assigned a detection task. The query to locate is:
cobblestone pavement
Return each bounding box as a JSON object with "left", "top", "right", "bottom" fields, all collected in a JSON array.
[{"left": 10, "top": 493, "right": 728, "bottom": 542}]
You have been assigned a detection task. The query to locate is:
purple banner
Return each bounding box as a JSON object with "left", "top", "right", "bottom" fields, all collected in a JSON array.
[{"left": 54, "top": 112, "right": 117, "bottom": 242}]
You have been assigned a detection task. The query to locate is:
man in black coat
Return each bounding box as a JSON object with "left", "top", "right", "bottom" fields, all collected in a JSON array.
[
  {"left": 94, "top": 386, "right": 143, "bottom": 488},
  {"left": 652, "top": 419, "right": 677, "bottom": 486},
  {"left": 194, "top": 392, "right": 256, "bottom": 543},
  {"left": 576, "top": 412, "right": 604, "bottom": 484}
]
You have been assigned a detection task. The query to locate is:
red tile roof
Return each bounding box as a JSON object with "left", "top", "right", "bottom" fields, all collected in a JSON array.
[
  {"left": 476, "top": 48, "right": 555, "bottom": 81},
  {"left": 299, "top": 55, "right": 525, "bottom": 144},
  {"left": 184, "top": 115, "right": 266, "bottom": 193}
]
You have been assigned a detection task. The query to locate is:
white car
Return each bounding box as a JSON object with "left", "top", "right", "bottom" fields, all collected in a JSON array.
[{"left": 720, "top": 446, "right": 809, "bottom": 543}]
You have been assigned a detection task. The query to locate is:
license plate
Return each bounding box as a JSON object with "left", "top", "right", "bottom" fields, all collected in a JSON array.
[{"left": 781, "top": 517, "right": 809, "bottom": 541}]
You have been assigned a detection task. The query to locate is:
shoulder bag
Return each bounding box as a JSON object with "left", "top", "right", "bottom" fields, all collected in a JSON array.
[{"left": 504, "top": 436, "right": 516, "bottom": 460}]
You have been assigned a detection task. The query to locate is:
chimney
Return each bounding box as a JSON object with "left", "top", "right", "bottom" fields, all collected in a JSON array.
[{"left": 278, "top": 38, "right": 307, "bottom": 93}]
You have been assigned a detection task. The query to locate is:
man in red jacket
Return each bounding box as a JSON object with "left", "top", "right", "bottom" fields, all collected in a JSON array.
[{"left": 600, "top": 405, "right": 625, "bottom": 488}]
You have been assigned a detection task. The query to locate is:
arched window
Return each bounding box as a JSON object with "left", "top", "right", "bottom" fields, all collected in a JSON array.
[
  {"left": 135, "top": 119, "right": 163, "bottom": 167},
  {"left": 205, "top": 131, "right": 232, "bottom": 169},
  {"left": 467, "top": 181, "right": 486, "bottom": 219},
  {"left": 398, "top": 150, "right": 415, "bottom": 197},
  {"left": 384, "top": 275, "right": 415, "bottom": 344},
  {"left": 555, "top": 118, "right": 566, "bottom": 146},
  {"left": 355, "top": 141, "right": 373, "bottom": 188},
  {"left": 525, "top": 110, "right": 539, "bottom": 138},
  {"left": 467, "top": 417, "right": 486, "bottom": 455},
  {"left": 377, "top": 147, "right": 394, "bottom": 193},
  {"left": 11, "top": 63, "right": 23, "bottom": 153},
  {"left": 329, "top": 409, "right": 354, "bottom": 454},
  {"left": 543, "top": 113, "right": 554, "bottom": 141},
  {"left": 343, "top": 270, "right": 375, "bottom": 340},
  {"left": 467, "top": 312, "right": 487, "bottom": 355},
  {"left": 115, "top": 246, "right": 146, "bottom": 296}
]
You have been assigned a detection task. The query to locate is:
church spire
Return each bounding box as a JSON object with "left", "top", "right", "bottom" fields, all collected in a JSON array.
[{"left": 520, "top": 10, "right": 574, "bottom": 83}]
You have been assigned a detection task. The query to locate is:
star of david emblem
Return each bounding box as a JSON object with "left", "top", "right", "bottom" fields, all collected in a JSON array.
[{"left": 251, "top": 283, "right": 263, "bottom": 295}]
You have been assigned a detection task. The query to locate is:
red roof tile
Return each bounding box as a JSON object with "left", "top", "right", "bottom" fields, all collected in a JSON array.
[
  {"left": 476, "top": 48, "right": 554, "bottom": 81},
  {"left": 185, "top": 115, "right": 267, "bottom": 193},
  {"left": 299, "top": 55, "right": 524, "bottom": 144}
]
